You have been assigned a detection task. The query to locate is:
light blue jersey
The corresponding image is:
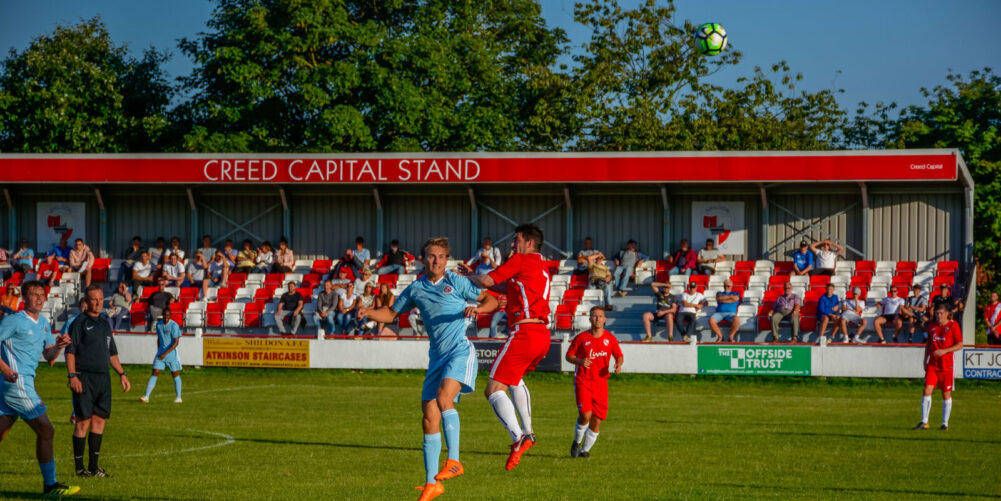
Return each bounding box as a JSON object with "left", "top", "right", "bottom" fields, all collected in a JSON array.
[
  {"left": 0, "top": 311, "right": 55, "bottom": 379},
  {"left": 153, "top": 319, "right": 183, "bottom": 372},
  {"left": 392, "top": 271, "right": 482, "bottom": 356}
]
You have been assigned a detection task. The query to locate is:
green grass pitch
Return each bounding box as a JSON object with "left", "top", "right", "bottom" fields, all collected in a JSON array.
[{"left": 1, "top": 365, "right": 999, "bottom": 500}]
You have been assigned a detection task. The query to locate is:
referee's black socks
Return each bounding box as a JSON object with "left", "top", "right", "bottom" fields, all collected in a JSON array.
[
  {"left": 88, "top": 433, "right": 103, "bottom": 471},
  {"left": 73, "top": 436, "right": 86, "bottom": 471}
]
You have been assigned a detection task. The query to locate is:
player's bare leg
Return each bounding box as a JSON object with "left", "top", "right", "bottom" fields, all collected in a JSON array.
[
  {"left": 728, "top": 317, "right": 739, "bottom": 342},
  {"left": 892, "top": 317, "right": 903, "bottom": 343},
  {"left": 641, "top": 312, "right": 656, "bottom": 341},
  {"left": 708, "top": 317, "right": 723, "bottom": 342},
  {"left": 818, "top": 316, "right": 830, "bottom": 342},
  {"left": 434, "top": 378, "right": 464, "bottom": 481},
  {"left": 874, "top": 316, "right": 887, "bottom": 342},
  {"left": 0, "top": 414, "right": 14, "bottom": 442},
  {"left": 24, "top": 414, "right": 78, "bottom": 495}
]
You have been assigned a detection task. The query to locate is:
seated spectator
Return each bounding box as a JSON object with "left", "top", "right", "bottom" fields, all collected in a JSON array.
[
  {"left": 273, "top": 237, "right": 294, "bottom": 273},
  {"left": 931, "top": 283, "right": 964, "bottom": 314},
  {"left": 196, "top": 235, "right": 217, "bottom": 264},
  {"left": 335, "top": 282, "right": 361, "bottom": 335},
  {"left": 985, "top": 291, "right": 1001, "bottom": 345},
  {"left": 834, "top": 287, "right": 867, "bottom": 343},
  {"left": 149, "top": 236, "right": 167, "bottom": 269},
  {"left": 275, "top": 281, "right": 304, "bottom": 335},
  {"left": 613, "top": 239, "right": 649, "bottom": 295},
  {"left": 584, "top": 251, "right": 614, "bottom": 311},
  {"left": 315, "top": 280, "right": 339, "bottom": 335},
  {"left": 330, "top": 267, "right": 352, "bottom": 292},
  {"left": 254, "top": 241, "right": 275, "bottom": 272},
  {"left": 675, "top": 282, "right": 705, "bottom": 342},
  {"left": 162, "top": 253, "right": 186, "bottom": 288},
  {"left": 898, "top": 284, "right": 929, "bottom": 343},
  {"left": 375, "top": 283, "right": 395, "bottom": 335},
  {"left": 145, "top": 277, "right": 174, "bottom": 332},
  {"left": 709, "top": 279, "right": 741, "bottom": 342},
  {"left": 132, "top": 251, "right": 155, "bottom": 292},
  {"left": 0, "top": 283, "right": 21, "bottom": 316},
  {"left": 665, "top": 239, "right": 696, "bottom": 278},
  {"left": 68, "top": 238, "right": 96, "bottom": 287},
  {"left": 107, "top": 281, "right": 132, "bottom": 331},
  {"left": 37, "top": 253, "right": 61, "bottom": 286},
  {"left": 816, "top": 283, "right": 841, "bottom": 343},
  {"left": 768, "top": 282, "right": 802, "bottom": 342},
  {"left": 574, "top": 237, "right": 600, "bottom": 274},
  {"left": 809, "top": 239, "right": 842, "bottom": 275},
  {"left": 356, "top": 283, "right": 378, "bottom": 335},
  {"left": 186, "top": 251, "right": 209, "bottom": 288},
  {"left": 792, "top": 240, "right": 814, "bottom": 276},
  {"left": 119, "top": 236, "right": 144, "bottom": 285},
  {"left": 697, "top": 239, "right": 726, "bottom": 275},
  {"left": 642, "top": 281, "right": 678, "bottom": 342},
  {"left": 354, "top": 267, "right": 377, "bottom": 292},
  {"left": 234, "top": 239, "right": 257, "bottom": 274},
  {"left": 376, "top": 239, "right": 412, "bottom": 275},
  {"left": 51, "top": 236, "right": 72, "bottom": 270},
  {"left": 221, "top": 239, "right": 238, "bottom": 265},
  {"left": 0, "top": 246, "right": 8, "bottom": 279},
  {"left": 204, "top": 251, "right": 230, "bottom": 298},
  {"left": 335, "top": 236, "right": 371, "bottom": 275},
  {"left": 11, "top": 239, "right": 35, "bottom": 273},
  {"left": 462, "top": 237, "right": 502, "bottom": 275},
  {"left": 164, "top": 236, "right": 186, "bottom": 263}
]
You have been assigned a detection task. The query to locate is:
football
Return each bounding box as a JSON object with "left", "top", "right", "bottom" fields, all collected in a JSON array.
[{"left": 695, "top": 22, "right": 727, "bottom": 56}]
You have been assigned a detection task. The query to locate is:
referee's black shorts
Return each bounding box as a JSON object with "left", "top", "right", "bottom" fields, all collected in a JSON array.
[{"left": 72, "top": 372, "right": 112, "bottom": 420}]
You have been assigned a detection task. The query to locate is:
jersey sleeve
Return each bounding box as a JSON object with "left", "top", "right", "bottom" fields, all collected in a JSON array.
[
  {"left": 456, "top": 274, "right": 483, "bottom": 302},
  {"left": 0, "top": 316, "right": 15, "bottom": 342},
  {"left": 567, "top": 334, "right": 583, "bottom": 358},
  {"left": 610, "top": 336, "right": 623, "bottom": 359},
  {"left": 390, "top": 283, "right": 417, "bottom": 314},
  {"left": 487, "top": 252, "right": 521, "bottom": 284},
  {"left": 950, "top": 321, "right": 963, "bottom": 346},
  {"left": 42, "top": 318, "right": 55, "bottom": 347},
  {"left": 171, "top": 322, "right": 182, "bottom": 340},
  {"left": 65, "top": 317, "right": 83, "bottom": 355}
]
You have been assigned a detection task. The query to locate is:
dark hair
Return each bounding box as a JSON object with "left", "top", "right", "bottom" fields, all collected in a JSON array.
[
  {"left": 85, "top": 284, "right": 103, "bottom": 295},
  {"left": 585, "top": 236, "right": 592, "bottom": 241},
  {"left": 390, "top": 239, "right": 399, "bottom": 246},
  {"left": 279, "top": 237, "right": 288, "bottom": 245},
  {"left": 171, "top": 236, "right": 180, "bottom": 243},
  {"left": 706, "top": 238, "right": 714, "bottom": 244},
  {"left": 132, "top": 236, "right": 142, "bottom": 242},
  {"left": 589, "top": 305, "right": 605, "bottom": 315},
  {"left": 261, "top": 240, "right": 272, "bottom": 249},
  {"left": 826, "top": 282, "right": 835, "bottom": 288},
  {"left": 242, "top": 239, "right": 252, "bottom": 247},
  {"left": 202, "top": 234, "right": 211, "bottom": 240},
  {"left": 75, "top": 238, "right": 83, "bottom": 244},
  {"left": 156, "top": 236, "right": 165, "bottom": 242},
  {"left": 515, "top": 223, "right": 544, "bottom": 251},
  {"left": 629, "top": 239, "right": 638, "bottom": 245},
  {"left": 20, "top": 280, "right": 45, "bottom": 297},
  {"left": 355, "top": 236, "right": 365, "bottom": 244},
  {"left": 913, "top": 284, "right": 922, "bottom": 290}
]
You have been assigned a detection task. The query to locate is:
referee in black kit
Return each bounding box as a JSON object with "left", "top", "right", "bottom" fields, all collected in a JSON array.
[{"left": 66, "top": 284, "right": 132, "bottom": 478}]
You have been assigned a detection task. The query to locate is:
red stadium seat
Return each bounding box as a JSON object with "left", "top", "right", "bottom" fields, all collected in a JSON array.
[
  {"left": 569, "top": 274, "right": 588, "bottom": 289},
  {"left": 730, "top": 286, "right": 746, "bottom": 298},
  {"left": 689, "top": 275, "right": 709, "bottom": 287},
  {"left": 809, "top": 275, "right": 830, "bottom": 288},
  {"left": 933, "top": 276, "right": 955, "bottom": 288},
  {"left": 377, "top": 274, "right": 398, "bottom": 287},
  {"left": 655, "top": 260, "right": 672, "bottom": 272},
  {"left": 205, "top": 303, "right": 224, "bottom": 327},
  {"left": 243, "top": 303, "right": 262, "bottom": 327},
  {"left": 768, "top": 275, "right": 790, "bottom": 288},
  {"left": 895, "top": 286, "right": 910, "bottom": 298},
  {"left": 311, "top": 259, "right": 333, "bottom": 275},
  {"left": 855, "top": 261, "right": 876, "bottom": 277},
  {"left": 227, "top": 273, "right": 247, "bottom": 288},
  {"left": 398, "top": 311, "right": 412, "bottom": 329},
  {"left": 655, "top": 270, "right": 671, "bottom": 283},
  {"left": 254, "top": 287, "right": 275, "bottom": 302},
  {"left": 129, "top": 302, "right": 148, "bottom": 327},
  {"left": 896, "top": 261, "right": 917, "bottom": 274},
  {"left": 773, "top": 261, "right": 794, "bottom": 275},
  {"left": 563, "top": 289, "right": 584, "bottom": 303},
  {"left": 756, "top": 302, "right": 775, "bottom": 331},
  {"left": 90, "top": 258, "right": 111, "bottom": 282},
  {"left": 180, "top": 287, "right": 200, "bottom": 300},
  {"left": 729, "top": 273, "right": 750, "bottom": 288},
  {"left": 296, "top": 287, "right": 313, "bottom": 302},
  {"left": 140, "top": 286, "right": 160, "bottom": 300},
  {"left": 763, "top": 290, "right": 781, "bottom": 302},
  {"left": 850, "top": 275, "right": 871, "bottom": 288},
  {"left": 804, "top": 290, "right": 824, "bottom": 301},
  {"left": 891, "top": 274, "right": 913, "bottom": 288},
  {"left": 216, "top": 287, "right": 235, "bottom": 302},
  {"left": 936, "top": 261, "right": 958, "bottom": 277},
  {"left": 476, "top": 313, "right": 493, "bottom": 329},
  {"left": 168, "top": 301, "right": 187, "bottom": 314},
  {"left": 554, "top": 304, "right": 577, "bottom": 331},
  {"left": 264, "top": 273, "right": 284, "bottom": 288}
]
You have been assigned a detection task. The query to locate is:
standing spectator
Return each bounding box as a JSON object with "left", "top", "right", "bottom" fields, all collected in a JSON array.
[
  {"left": 37, "top": 253, "right": 62, "bottom": 286},
  {"left": 254, "top": 241, "right": 275, "bottom": 273},
  {"left": 696, "top": 239, "right": 725, "bottom": 276},
  {"left": 273, "top": 237, "right": 295, "bottom": 273},
  {"left": 274, "top": 281, "right": 304, "bottom": 335},
  {"left": 708, "top": 279, "right": 741, "bottom": 342},
  {"left": 874, "top": 287, "right": 906, "bottom": 343},
  {"left": 68, "top": 238, "right": 96, "bottom": 287},
  {"left": 376, "top": 240, "right": 412, "bottom": 275},
  {"left": 144, "top": 278, "right": 174, "bottom": 332},
  {"left": 931, "top": 284, "right": 964, "bottom": 314},
  {"left": 163, "top": 236, "right": 186, "bottom": 263},
  {"left": 809, "top": 239, "right": 842, "bottom": 275},
  {"left": 11, "top": 238, "right": 35, "bottom": 273},
  {"left": 221, "top": 239, "right": 238, "bottom": 265},
  {"left": 375, "top": 283, "right": 395, "bottom": 335},
  {"left": 51, "top": 236, "right": 72, "bottom": 269},
  {"left": 792, "top": 240, "right": 814, "bottom": 276},
  {"left": 204, "top": 251, "right": 230, "bottom": 298},
  {"left": 665, "top": 239, "right": 696, "bottom": 277},
  {"left": 118, "top": 237, "right": 144, "bottom": 286},
  {"left": 464, "top": 237, "right": 502, "bottom": 275},
  {"left": 584, "top": 251, "right": 614, "bottom": 311},
  {"left": 0, "top": 282, "right": 21, "bottom": 315},
  {"left": 315, "top": 280, "right": 339, "bottom": 335},
  {"left": 835, "top": 287, "right": 868, "bottom": 343},
  {"left": 185, "top": 251, "right": 209, "bottom": 288},
  {"left": 675, "top": 282, "right": 705, "bottom": 342},
  {"left": 985, "top": 291, "right": 1001, "bottom": 345},
  {"left": 641, "top": 281, "right": 678, "bottom": 342},
  {"left": 131, "top": 252, "right": 155, "bottom": 292},
  {"left": 354, "top": 267, "right": 377, "bottom": 293},
  {"left": 162, "top": 253, "right": 186, "bottom": 288},
  {"left": 768, "top": 282, "right": 802, "bottom": 342},
  {"left": 107, "top": 282, "right": 132, "bottom": 331},
  {"left": 234, "top": 240, "right": 256, "bottom": 274},
  {"left": 816, "top": 283, "right": 841, "bottom": 343},
  {"left": 148, "top": 237, "right": 167, "bottom": 269},
  {"left": 899, "top": 284, "right": 929, "bottom": 343},
  {"left": 575, "top": 237, "right": 600, "bottom": 274},
  {"left": 335, "top": 237, "right": 371, "bottom": 275},
  {"left": 196, "top": 235, "right": 217, "bottom": 263},
  {"left": 335, "top": 283, "right": 361, "bottom": 335},
  {"left": 613, "top": 240, "right": 649, "bottom": 296}
]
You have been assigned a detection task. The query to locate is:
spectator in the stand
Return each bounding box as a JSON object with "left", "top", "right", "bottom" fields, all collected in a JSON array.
[
  {"left": 768, "top": 282, "right": 802, "bottom": 342},
  {"left": 676, "top": 282, "right": 705, "bottom": 342},
  {"left": 162, "top": 253, "right": 186, "bottom": 287},
  {"left": 835, "top": 287, "right": 867, "bottom": 343},
  {"left": 709, "top": 279, "right": 741, "bottom": 342},
  {"left": 792, "top": 240, "right": 814, "bottom": 276},
  {"left": 357, "top": 283, "right": 378, "bottom": 334},
  {"left": 642, "top": 281, "right": 678, "bottom": 342},
  {"left": 11, "top": 239, "right": 34, "bottom": 273},
  {"left": 234, "top": 239, "right": 257, "bottom": 274},
  {"left": 666, "top": 239, "right": 696, "bottom": 278},
  {"left": 107, "top": 282, "right": 132, "bottom": 331},
  {"left": 119, "top": 236, "right": 144, "bottom": 286},
  {"left": 145, "top": 277, "right": 174, "bottom": 332},
  {"left": 51, "top": 236, "right": 71, "bottom": 269},
  {"left": 613, "top": 239, "right": 649, "bottom": 296},
  {"left": 585, "top": 251, "right": 614, "bottom": 311},
  {"left": 876, "top": 288, "right": 908, "bottom": 342},
  {"left": 274, "top": 237, "right": 294, "bottom": 273},
  {"left": 196, "top": 235, "right": 217, "bottom": 263},
  {"left": 809, "top": 239, "right": 842, "bottom": 275},
  {"left": 186, "top": 251, "right": 208, "bottom": 288},
  {"left": 464, "top": 237, "right": 502, "bottom": 275},
  {"left": 376, "top": 240, "right": 412, "bottom": 275},
  {"left": 816, "top": 283, "right": 841, "bottom": 343},
  {"left": 0, "top": 283, "right": 20, "bottom": 316},
  {"left": 575, "top": 237, "right": 599, "bottom": 274},
  {"left": 330, "top": 267, "right": 352, "bottom": 293},
  {"left": 931, "top": 283, "right": 964, "bottom": 314},
  {"left": 696, "top": 239, "right": 726, "bottom": 276},
  {"left": 37, "top": 253, "right": 61, "bottom": 286},
  {"left": 222, "top": 239, "right": 238, "bottom": 265},
  {"left": 899, "top": 284, "right": 929, "bottom": 343},
  {"left": 315, "top": 280, "right": 339, "bottom": 335},
  {"left": 164, "top": 236, "right": 186, "bottom": 263},
  {"left": 149, "top": 236, "right": 167, "bottom": 269},
  {"left": 132, "top": 251, "right": 155, "bottom": 292},
  {"left": 335, "top": 282, "right": 360, "bottom": 335},
  {"left": 985, "top": 291, "right": 1001, "bottom": 345},
  {"left": 68, "top": 238, "right": 95, "bottom": 287},
  {"left": 336, "top": 236, "right": 371, "bottom": 275},
  {"left": 375, "top": 283, "right": 395, "bottom": 335},
  {"left": 254, "top": 241, "right": 275, "bottom": 272},
  {"left": 204, "top": 251, "right": 230, "bottom": 298},
  {"left": 275, "top": 281, "right": 304, "bottom": 335},
  {"left": 0, "top": 246, "right": 8, "bottom": 280},
  {"left": 354, "top": 267, "right": 377, "bottom": 293}
]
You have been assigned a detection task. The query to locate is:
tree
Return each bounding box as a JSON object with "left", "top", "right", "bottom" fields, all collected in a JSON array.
[
  {"left": 0, "top": 18, "right": 173, "bottom": 152},
  {"left": 176, "top": 0, "right": 575, "bottom": 152}
]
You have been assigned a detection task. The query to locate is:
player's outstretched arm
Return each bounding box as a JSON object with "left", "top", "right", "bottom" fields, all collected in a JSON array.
[
  {"left": 358, "top": 306, "right": 399, "bottom": 324},
  {"left": 465, "top": 291, "right": 499, "bottom": 318}
]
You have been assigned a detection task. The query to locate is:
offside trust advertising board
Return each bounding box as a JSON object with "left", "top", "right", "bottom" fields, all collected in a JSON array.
[{"left": 698, "top": 345, "right": 811, "bottom": 376}]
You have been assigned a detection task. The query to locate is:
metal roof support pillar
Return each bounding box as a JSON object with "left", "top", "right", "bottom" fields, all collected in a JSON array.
[
  {"left": 279, "top": 188, "right": 291, "bottom": 243},
  {"left": 859, "top": 182, "right": 870, "bottom": 260},
  {"left": 564, "top": 186, "right": 573, "bottom": 258},
  {"left": 3, "top": 188, "right": 16, "bottom": 251},
  {"left": 468, "top": 188, "right": 478, "bottom": 257},
  {"left": 186, "top": 188, "right": 198, "bottom": 252},
  {"left": 759, "top": 185, "right": 769, "bottom": 260},
  {"left": 372, "top": 187, "right": 383, "bottom": 257},
  {"left": 660, "top": 185, "right": 670, "bottom": 258},
  {"left": 94, "top": 188, "right": 107, "bottom": 258}
]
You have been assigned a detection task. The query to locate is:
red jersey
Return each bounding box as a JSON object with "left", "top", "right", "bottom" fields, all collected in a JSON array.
[
  {"left": 37, "top": 261, "right": 60, "bottom": 281},
  {"left": 488, "top": 252, "right": 551, "bottom": 327},
  {"left": 926, "top": 320, "right": 962, "bottom": 371},
  {"left": 984, "top": 302, "right": 1001, "bottom": 327},
  {"left": 568, "top": 330, "right": 622, "bottom": 381}
]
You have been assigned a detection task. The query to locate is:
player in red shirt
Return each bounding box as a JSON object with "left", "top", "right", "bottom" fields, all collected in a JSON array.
[
  {"left": 566, "top": 307, "right": 623, "bottom": 458},
  {"left": 914, "top": 304, "right": 963, "bottom": 430},
  {"left": 462, "top": 224, "right": 551, "bottom": 471}
]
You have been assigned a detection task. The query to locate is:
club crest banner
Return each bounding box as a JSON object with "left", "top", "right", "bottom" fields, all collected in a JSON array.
[
  {"left": 36, "top": 202, "right": 86, "bottom": 253},
  {"left": 691, "top": 202, "right": 745, "bottom": 255}
]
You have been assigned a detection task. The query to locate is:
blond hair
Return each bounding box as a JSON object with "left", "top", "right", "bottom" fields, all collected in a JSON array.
[{"left": 422, "top": 237, "right": 450, "bottom": 258}]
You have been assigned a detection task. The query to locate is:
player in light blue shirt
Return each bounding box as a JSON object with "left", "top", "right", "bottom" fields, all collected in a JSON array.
[
  {"left": 0, "top": 280, "right": 80, "bottom": 496},
  {"left": 360, "top": 238, "right": 497, "bottom": 499},
  {"left": 140, "top": 309, "right": 183, "bottom": 404}
]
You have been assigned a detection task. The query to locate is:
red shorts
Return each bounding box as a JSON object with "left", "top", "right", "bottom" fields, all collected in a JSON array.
[
  {"left": 924, "top": 369, "right": 954, "bottom": 392},
  {"left": 489, "top": 323, "right": 551, "bottom": 386},
  {"left": 574, "top": 378, "right": 609, "bottom": 420}
]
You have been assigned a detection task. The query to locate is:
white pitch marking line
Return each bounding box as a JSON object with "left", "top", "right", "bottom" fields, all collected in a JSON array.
[
  {"left": 186, "top": 383, "right": 277, "bottom": 395},
  {"left": 0, "top": 429, "right": 235, "bottom": 464}
]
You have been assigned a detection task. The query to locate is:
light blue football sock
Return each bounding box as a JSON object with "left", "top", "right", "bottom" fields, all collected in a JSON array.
[
  {"left": 39, "top": 460, "right": 56, "bottom": 485},
  {"left": 422, "top": 433, "right": 441, "bottom": 484},
  {"left": 173, "top": 376, "right": 182, "bottom": 398},
  {"left": 144, "top": 375, "right": 158, "bottom": 398},
  {"left": 441, "top": 409, "right": 460, "bottom": 461}
]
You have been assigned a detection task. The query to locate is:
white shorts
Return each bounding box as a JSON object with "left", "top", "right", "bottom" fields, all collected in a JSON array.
[
  {"left": 75, "top": 261, "right": 89, "bottom": 272},
  {"left": 841, "top": 311, "right": 862, "bottom": 324}
]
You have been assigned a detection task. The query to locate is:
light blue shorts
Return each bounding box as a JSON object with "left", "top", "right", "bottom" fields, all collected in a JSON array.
[
  {"left": 0, "top": 376, "right": 47, "bottom": 421},
  {"left": 423, "top": 344, "right": 477, "bottom": 402},
  {"left": 711, "top": 312, "right": 738, "bottom": 323},
  {"left": 153, "top": 354, "right": 182, "bottom": 372}
]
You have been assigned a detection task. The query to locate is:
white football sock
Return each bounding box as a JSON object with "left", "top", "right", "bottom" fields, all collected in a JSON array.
[
  {"left": 509, "top": 380, "right": 533, "bottom": 435},
  {"left": 488, "top": 391, "right": 523, "bottom": 443},
  {"left": 920, "top": 396, "right": 932, "bottom": 423},
  {"left": 942, "top": 398, "right": 952, "bottom": 426},
  {"left": 582, "top": 429, "right": 599, "bottom": 452},
  {"left": 574, "top": 422, "right": 587, "bottom": 444}
]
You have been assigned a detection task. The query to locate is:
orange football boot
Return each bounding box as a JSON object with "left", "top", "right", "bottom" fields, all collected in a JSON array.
[
  {"left": 416, "top": 481, "right": 444, "bottom": 501},
  {"left": 435, "top": 459, "right": 464, "bottom": 480}
]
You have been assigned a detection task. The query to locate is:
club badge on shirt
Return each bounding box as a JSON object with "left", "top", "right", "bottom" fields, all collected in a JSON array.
[{"left": 443, "top": 286, "right": 454, "bottom": 294}]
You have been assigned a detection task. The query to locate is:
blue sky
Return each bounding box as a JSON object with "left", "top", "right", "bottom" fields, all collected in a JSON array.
[{"left": 1, "top": 0, "right": 998, "bottom": 112}]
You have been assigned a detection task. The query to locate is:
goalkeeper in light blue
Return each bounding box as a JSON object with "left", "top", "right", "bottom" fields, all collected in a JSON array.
[{"left": 140, "top": 309, "right": 183, "bottom": 404}]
